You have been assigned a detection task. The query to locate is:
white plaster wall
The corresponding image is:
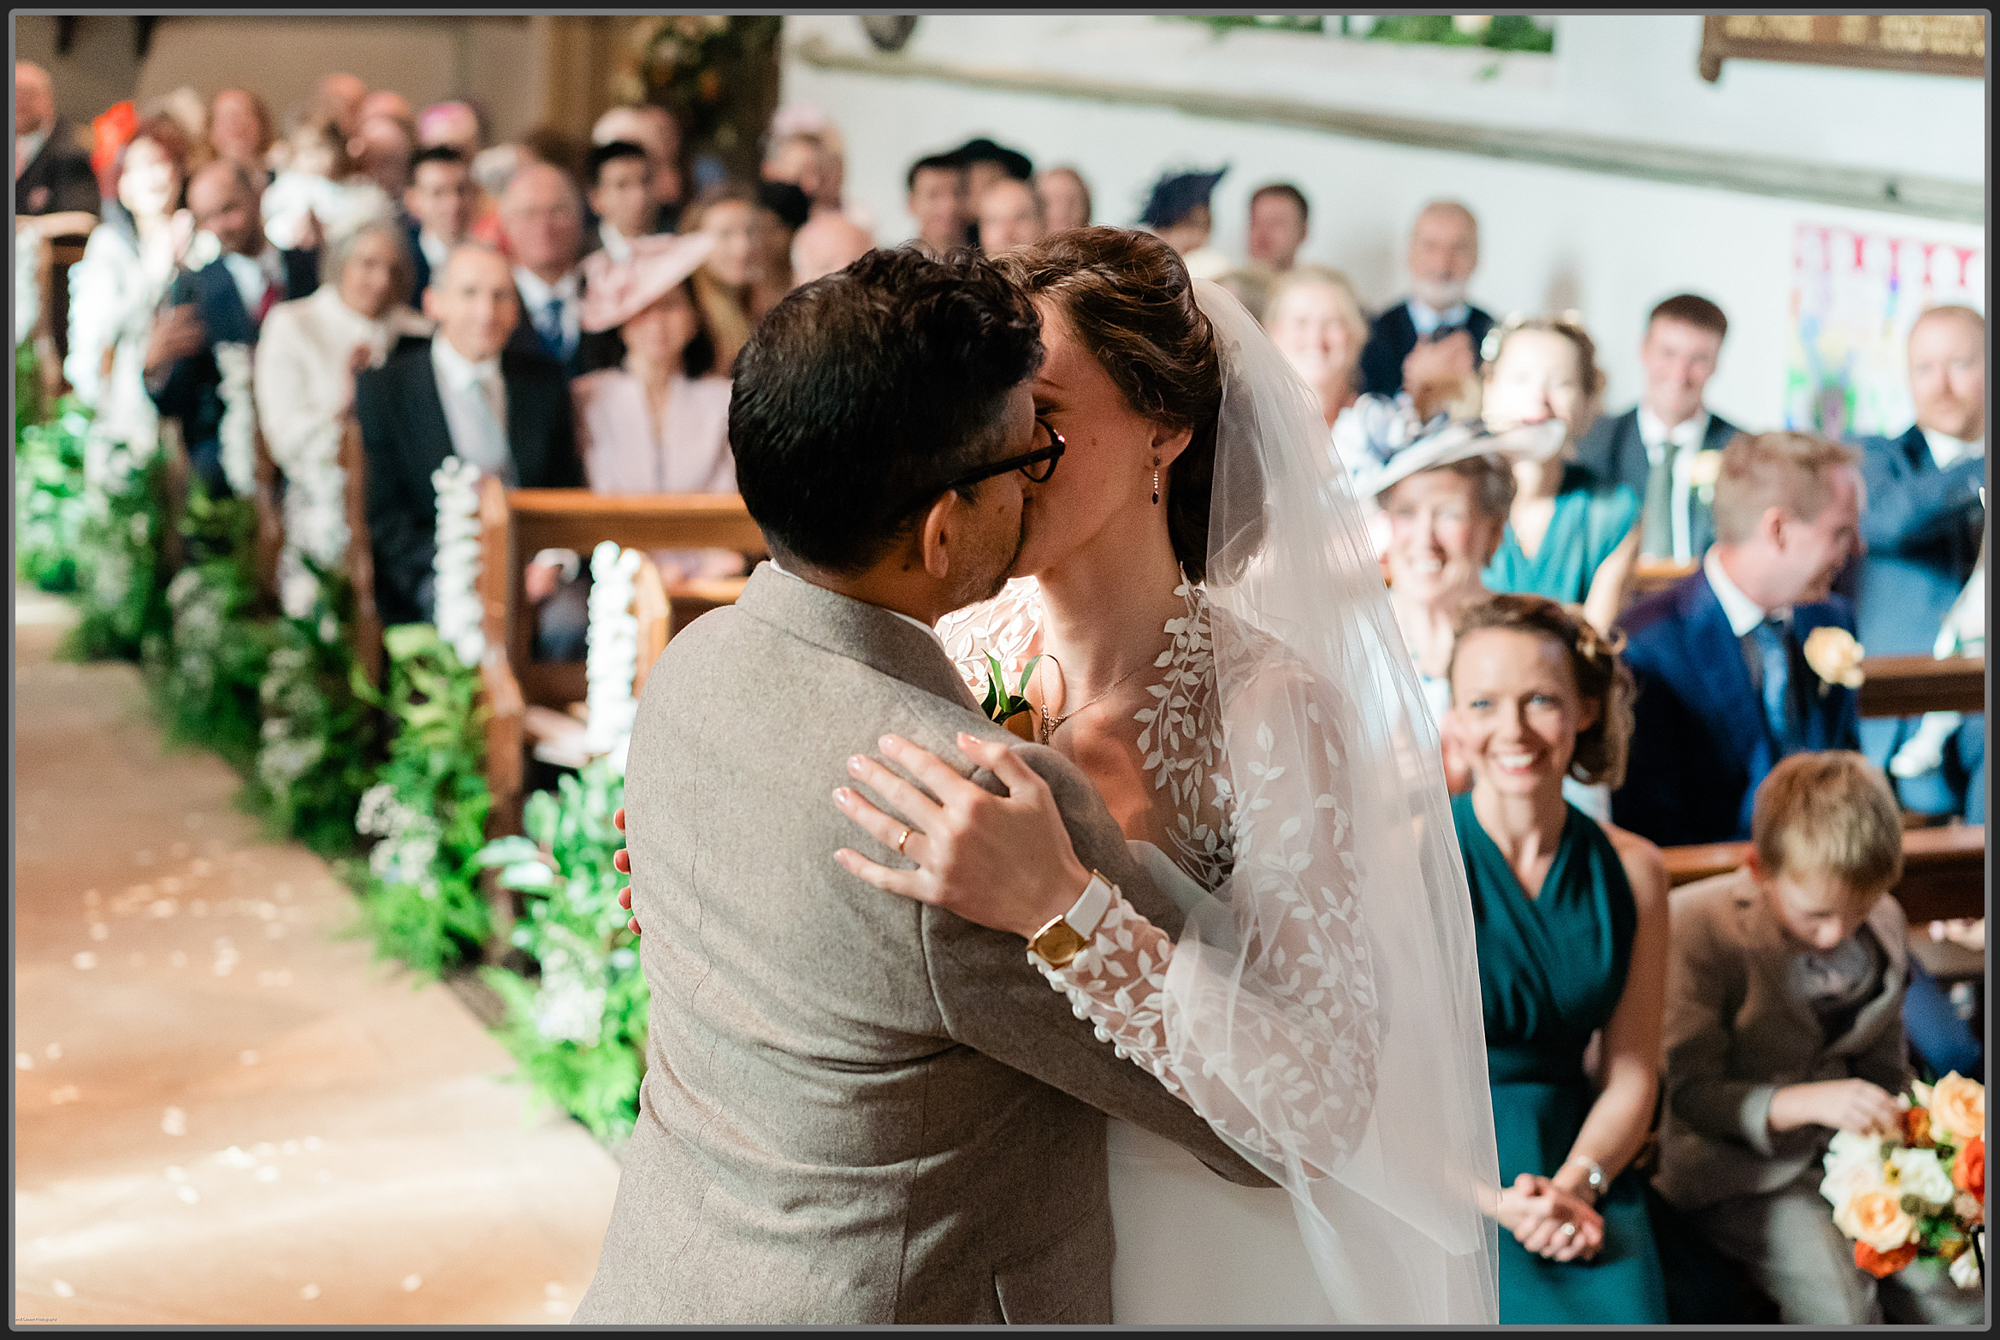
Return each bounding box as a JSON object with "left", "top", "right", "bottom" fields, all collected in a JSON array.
[{"left": 781, "top": 15, "right": 1986, "bottom": 433}]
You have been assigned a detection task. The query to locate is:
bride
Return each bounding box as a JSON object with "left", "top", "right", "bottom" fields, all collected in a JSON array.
[{"left": 827, "top": 229, "right": 1502, "bottom": 1324}]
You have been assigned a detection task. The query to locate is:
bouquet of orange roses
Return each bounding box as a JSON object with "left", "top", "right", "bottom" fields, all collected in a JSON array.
[{"left": 1820, "top": 1072, "right": 1985, "bottom": 1288}]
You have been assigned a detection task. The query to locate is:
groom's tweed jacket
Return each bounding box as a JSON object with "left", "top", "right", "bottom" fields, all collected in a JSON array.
[{"left": 575, "top": 564, "right": 1264, "bottom": 1325}]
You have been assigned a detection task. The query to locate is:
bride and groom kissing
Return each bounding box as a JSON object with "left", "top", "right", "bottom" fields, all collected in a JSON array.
[{"left": 576, "top": 231, "right": 1503, "bottom": 1325}]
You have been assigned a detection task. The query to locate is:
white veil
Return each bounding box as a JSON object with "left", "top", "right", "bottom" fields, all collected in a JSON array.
[{"left": 1162, "top": 282, "right": 1501, "bottom": 1322}]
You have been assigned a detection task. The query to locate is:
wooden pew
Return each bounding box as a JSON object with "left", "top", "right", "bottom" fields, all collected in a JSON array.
[
  {"left": 1857, "top": 653, "right": 1985, "bottom": 718},
  {"left": 1622, "top": 559, "right": 1696, "bottom": 610},
  {"left": 1662, "top": 823, "right": 1986, "bottom": 923},
  {"left": 475, "top": 480, "right": 768, "bottom": 834},
  {"left": 338, "top": 416, "right": 386, "bottom": 688}
]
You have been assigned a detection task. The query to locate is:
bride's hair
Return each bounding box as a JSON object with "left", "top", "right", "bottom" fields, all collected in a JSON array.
[{"left": 991, "top": 228, "right": 1224, "bottom": 580}]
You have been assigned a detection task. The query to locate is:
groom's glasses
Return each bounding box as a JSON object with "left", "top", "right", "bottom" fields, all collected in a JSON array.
[{"left": 933, "top": 418, "right": 1066, "bottom": 497}]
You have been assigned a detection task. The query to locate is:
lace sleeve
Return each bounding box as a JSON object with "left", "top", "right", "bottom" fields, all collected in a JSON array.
[{"left": 1042, "top": 666, "right": 1380, "bottom": 1178}]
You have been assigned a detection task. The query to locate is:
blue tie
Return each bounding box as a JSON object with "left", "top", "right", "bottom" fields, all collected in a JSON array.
[
  {"left": 1751, "top": 616, "right": 1802, "bottom": 755},
  {"left": 540, "top": 296, "right": 574, "bottom": 361}
]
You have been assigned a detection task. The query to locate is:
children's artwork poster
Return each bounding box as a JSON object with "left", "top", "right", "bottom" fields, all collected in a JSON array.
[{"left": 1785, "top": 225, "right": 1984, "bottom": 440}]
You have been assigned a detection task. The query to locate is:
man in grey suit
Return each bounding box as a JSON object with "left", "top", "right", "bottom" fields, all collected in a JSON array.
[
  {"left": 575, "top": 248, "right": 1263, "bottom": 1325},
  {"left": 1574, "top": 293, "right": 1743, "bottom": 565}
]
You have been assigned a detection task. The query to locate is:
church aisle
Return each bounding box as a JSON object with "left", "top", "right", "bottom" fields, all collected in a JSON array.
[{"left": 12, "top": 586, "right": 621, "bottom": 1326}]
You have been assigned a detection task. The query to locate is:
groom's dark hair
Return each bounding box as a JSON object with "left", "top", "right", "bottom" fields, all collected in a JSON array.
[{"left": 730, "top": 245, "right": 1043, "bottom": 574}]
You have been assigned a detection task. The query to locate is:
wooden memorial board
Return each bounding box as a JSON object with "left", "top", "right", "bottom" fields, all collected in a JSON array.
[{"left": 1699, "top": 14, "right": 1985, "bottom": 82}]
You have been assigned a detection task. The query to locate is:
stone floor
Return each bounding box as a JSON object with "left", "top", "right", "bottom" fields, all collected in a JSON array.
[{"left": 12, "top": 586, "right": 621, "bottom": 1325}]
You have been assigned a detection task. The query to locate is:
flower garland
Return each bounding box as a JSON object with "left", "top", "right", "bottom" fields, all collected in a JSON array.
[
  {"left": 270, "top": 418, "right": 351, "bottom": 620},
  {"left": 431, "top": 455, "right": 487, "bottom": 670},
  {"left": 584, "top": 541, "right": 643, "bottom": 770},
  {"left": 212, "top": 341, "right": 258, "bottom": 501},
  {"left": 64, "top": 434, "right": 171, "bottom": 663}
]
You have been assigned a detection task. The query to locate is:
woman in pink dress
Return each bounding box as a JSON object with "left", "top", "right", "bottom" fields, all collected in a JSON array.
[{"left": 573, "top": 231, "right": 744, "bottom": 581}]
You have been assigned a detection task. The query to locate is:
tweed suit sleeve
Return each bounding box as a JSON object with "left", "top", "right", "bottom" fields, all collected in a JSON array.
[
  {"left": 915, "top": 735, "right": 1271, "bottom": 1189},
  {"left": 1662, "top": 889, "right": 1779, "bottom": 1157}
]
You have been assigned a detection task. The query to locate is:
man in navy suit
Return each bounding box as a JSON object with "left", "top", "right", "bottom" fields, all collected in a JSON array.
[
  {"left": 1855, "top": 305, "right": 1985, "bottom": 823},
  {"left": 1357, "top": 200, "right": 1495, "bottom": 400},
  {"left": 497, "top": 161, "right": 622, "bottom": 379},
  {"left": 403, "top": 145, "right": 478, "bottom": 299},
  {"left": 1575, "top": 294, "right": 1744, "bottom": 564},
  {"left": 143, "top": 161, "right": 318, "bottom": 498},
  {"left": 1613, "top": 431, "right": 1864, "bottom": 848}
]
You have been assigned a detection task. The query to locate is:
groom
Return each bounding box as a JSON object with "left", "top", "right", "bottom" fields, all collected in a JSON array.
[{"left": 574, "top": 249, "right": 1264, "bottom": 1325}]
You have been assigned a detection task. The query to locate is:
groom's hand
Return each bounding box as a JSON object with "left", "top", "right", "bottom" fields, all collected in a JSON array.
[
  {"left": 834, "top": 732, "right": 1090, "bottom": 940},
  {"left": 612, "top": 806, "right": 640, "bottom": 935}
]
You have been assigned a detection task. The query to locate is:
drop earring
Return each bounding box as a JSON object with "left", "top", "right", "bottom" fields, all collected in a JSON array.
[{"left": 1151, "top": 459, "right": 1161, "bottom": 506}]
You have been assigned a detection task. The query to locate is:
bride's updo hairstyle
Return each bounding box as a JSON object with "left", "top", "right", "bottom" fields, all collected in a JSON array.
[
  {"left": 1447, "top": 592, "right": 1637, "bottom": 788},
  {"left": 992, "top": 227, "right": 1225, "bottom": 581}
]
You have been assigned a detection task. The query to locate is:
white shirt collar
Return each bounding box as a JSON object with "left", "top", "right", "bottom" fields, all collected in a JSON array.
[
  {"left": 1705, "top": 546, "right": 1787, "bottom": 638},
  {"left": 430, "top": 330, "right": 501, "bottom": 389},
  {"left": 1921, "top": 427, "right": 1985, "bottom": 471},
  {"left": 1637, "top": 404, "right": 1710, "bottom": 457},
  {"left": 512, "top": 264, "right": 580, "bottom": 308},
  {"left": 764, "top": 558, "right": 944, "bottom": 648},
  {"left": 220, "top": 247, "right": 283, "bottom": 318},
  {"left": 1407, "top": 298, "right": 1470, "bottom": 337}
]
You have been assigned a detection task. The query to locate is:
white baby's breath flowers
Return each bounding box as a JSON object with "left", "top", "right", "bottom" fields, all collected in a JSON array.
[
  {"left": 431, "top": 456, "right": 486, "bottom": 669},
  {"left": 270, "top": 419, "right": 351, "bottom": 620},
  {"left": 213, "top": 342, "right": 258, "bottom": 500},
  {"left": 584, "top": 542, "right": 643, "bottom": 768}
]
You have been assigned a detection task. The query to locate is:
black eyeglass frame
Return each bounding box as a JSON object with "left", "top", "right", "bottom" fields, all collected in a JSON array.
[{"left": 929, "top": 418, "right": 1066, "bottom": 501}]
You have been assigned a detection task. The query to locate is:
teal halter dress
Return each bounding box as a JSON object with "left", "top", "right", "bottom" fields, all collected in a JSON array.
[
  {"left": 1483, "top": 464, "right": 1640, "bottom": 605},
  {"left": 1452, "top": 792, "right": 1670, "bottom": 1324}
]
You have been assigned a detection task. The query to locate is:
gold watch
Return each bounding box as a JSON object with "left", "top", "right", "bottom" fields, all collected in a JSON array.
[{"left": 1027, "top": 871, "right": 1114, "bottom": 969}]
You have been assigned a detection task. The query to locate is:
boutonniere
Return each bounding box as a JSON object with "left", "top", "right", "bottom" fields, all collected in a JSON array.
[
  {"left": 1802, "top": 626, "right": 1865, "bottom": 695},
  {"left": 978, "top": 653, "right": 1042, "bottom": 741},
  {"left": 1686, "top": 448, "right": 1724, "bottom": 502}
]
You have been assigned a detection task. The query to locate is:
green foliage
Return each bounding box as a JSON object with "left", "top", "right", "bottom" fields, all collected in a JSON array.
[
  {"left": 352, "top": 624, "right": 492, "bottom": 978},
  {"left": 248, "top": 564, "right": 379, "bottom": 858},
  {"left": 1359, "top": 15, "right": 1556, "bottom": 54},
  {"left": 475, "top": 758, "right": 648, "bottom": 1146},
  {"left": 17, "top": 337, "right": 45, "bottom": 438},
  {"left": 144, "top": 482, "right": 275, "bottom": 774},
  {"left": 14, "top": 392, "right": 89, "bottom": 593},
  {"left": 63, "top": 442, "right": 171, "bottom": 663},
  {"left": 1182, "top": 15, "right": 1325, "bottom": 35},
  {"left": 979, "top": 652, "right": 1041, "bottom": 725}
]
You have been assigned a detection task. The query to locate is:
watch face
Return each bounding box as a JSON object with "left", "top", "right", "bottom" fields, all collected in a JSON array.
[{"left": 1032, "top": 920, "right": 1089, "bottom": 969}]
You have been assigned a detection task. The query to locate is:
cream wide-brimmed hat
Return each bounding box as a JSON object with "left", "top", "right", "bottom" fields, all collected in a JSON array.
[{"left": 579, "top": 232, "right": 717, "bottom": 334}]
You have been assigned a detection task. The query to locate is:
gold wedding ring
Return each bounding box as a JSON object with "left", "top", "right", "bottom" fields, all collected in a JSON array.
[{"left": 895, "top": 827, "right": 911, "bottom": 856}]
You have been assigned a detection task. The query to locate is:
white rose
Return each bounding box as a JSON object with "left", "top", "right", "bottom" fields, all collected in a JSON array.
[
  {"left": 1889, "top": 1146, "right": 1957, "bottom": 1208},
  {"left": 1949, "top": 1247, "right": 1983, "bottom": 1289},
  {"left": 1821, "top": 1134, "right": 1888, "bottom": 1208}
]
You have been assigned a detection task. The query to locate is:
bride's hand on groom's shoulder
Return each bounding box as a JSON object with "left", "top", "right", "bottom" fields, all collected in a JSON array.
[
  {"left": 1497, "top": 1173, "right": 1603, "bottom": 1263},
  {"left": 613, "top": 807, "right": 641, "bottom": 936},
  {"left": 833, "top": 733, "right": 1090, "bottom": 941}
]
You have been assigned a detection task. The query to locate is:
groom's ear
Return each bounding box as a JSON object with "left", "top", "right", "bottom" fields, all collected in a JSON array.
[
  {"left": 917, "top": 491, "right": 960, "bottom": 581},
  {"left": 1152, "top": 420, "right": 1195, "bottom": 468}
]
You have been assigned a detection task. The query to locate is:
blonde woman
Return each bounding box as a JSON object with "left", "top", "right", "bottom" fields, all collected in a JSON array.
[{"left": 1264, "top": 264, "right": 1369, "bottom": 428}]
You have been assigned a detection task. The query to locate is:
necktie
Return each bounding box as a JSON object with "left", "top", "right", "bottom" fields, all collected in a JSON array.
[
  {"left": 541, "top": 296, "right": 574, "bottom": 362},
  {"left": 255, "top": 278, "right": 280, "bottom": 327},
  {"left": 462, "top": 371, "right": 513, "bottom": 482},
  {"left": 1640, "top": 438, "right": 1676, "bottom": 561},
  {"left": 1751, "top": 616, "right": 1802, "bottom": 755}
]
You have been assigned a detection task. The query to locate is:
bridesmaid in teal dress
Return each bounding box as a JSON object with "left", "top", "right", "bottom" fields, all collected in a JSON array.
[
  {"left": 1444, "top": 593, "right": 1672, "bottom": 1324},
  {"left": 1477, "top": 318, "right": 1642, "bottom": 635}
]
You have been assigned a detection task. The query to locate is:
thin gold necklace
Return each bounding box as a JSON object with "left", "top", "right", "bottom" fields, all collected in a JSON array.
[{"left": 1035, "top": 652, "right": 1155, "bottom": 744}]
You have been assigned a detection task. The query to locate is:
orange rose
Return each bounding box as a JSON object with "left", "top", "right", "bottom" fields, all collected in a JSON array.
[
  {"left": 1000, "top": 708, "right": 1036, "bottom": 742},
  {"left": 1903, "top": 1104, "right": 1933, "bottom": 1147},
  {"left": 1930, "top": 1073, "right": 1986, "bottom": 1143},
  {"left": 1953, "top": 1136, "right": 1984, "bottom": 1199},
  {"left": 1835, "top": 1187, "right": 1915, "bottom": 1252},
  {"left": 1854, "top": 1241, "right": 1920, "bottom": 1278}
]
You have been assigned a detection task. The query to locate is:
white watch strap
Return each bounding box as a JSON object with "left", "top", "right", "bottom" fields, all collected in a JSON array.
[{"left": 1063, "top": 872, "right": 1114, "bottom": 941}]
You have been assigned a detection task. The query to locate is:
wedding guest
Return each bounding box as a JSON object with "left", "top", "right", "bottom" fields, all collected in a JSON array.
[
  {"left": 15, "top": 61, "right": 98, "bottom": 220},
  {"left": 681, "top": 180, "right": 760, "bottom": 374},
  {"left": 1035, "top": 165, "right": 1092, "bottom": 233},
  {"left": 1245, "top": 182, "right": 1308, "bottom": 272},
  {"left": 1138, "top": 166, "right": 1231, "bottom": 279},
  {"left": 592, "top": 104, "right": 685, "bottom": 234},
  {"left": 1612, "top": 431, "right": 1864, "bottom": 847},
  {"left": 402, "top": 146, "right": 478, "bottom": 298},
  {"left": 1575, "top": 294, "right": 1743, "bottom": 564},
  {"left": 574, "top": 233, "right": 744, "bottom": 583},
  {"left": 144, "top": 160, "right": 320, "bottom": 498},
  {"left": 1651, "top": 751, "right": 1917, "bottom": 1325},
  {"left": 761, "top": 130, "right": 832, "bottom": 213},
  {"left": 947, "top": 135, "right": 1032, "bottom": 208},
  {"left": 498, "top": 161, "right": 619, "bottom": 378},
  {"left": 312, "top": 72, "right": 369, "bottom": 139},
  {"left": 905, "top": 151, "right": 968, "bottom": 256},
  {"left": 260, "top": 114, "right": 394, "bottom": 252},
  {"left": 352, "top": 111, "right": 415, "bottom": 200},
  {"left": 975, "top": 176, "right": 1045, "bottom": 254},
  {"left": 1359, "top": 201, "right": 1495, "bottom": 398},
  {"left": 65, "top": 116, "right": 192, "bottom": 448},
  {"left": 585, "top": 140, "right": 656, "bottom": 265},
  {"left": 1264, "top": 264, "right": 1368, "bottom": 428},
  {"left": 417, "top": 100, "right": 484, "bottom": 160},
  {"left": 748, "top": 179, "right": 810, "bottom": 321},
  {"left": 1445, "top": 593, "right": 1671, "bottom": 1324},
  {"left": 1479, "top": 317, "right": 1641, "bottom": 632},
  {"left": 1857, "top": 305, "right": 1986, "bottom": 823},
  {"left": 358, "top": 90, "right": 414, "bottom": 132},
  {"left": 789, "top": 210, "right": 873, "bottom": 286},
  {"left": 354, "top": 243, "right": 583, "bottom": 638},
  {"left": 200, "top": 88, "right": 275, "bottom": 189}
]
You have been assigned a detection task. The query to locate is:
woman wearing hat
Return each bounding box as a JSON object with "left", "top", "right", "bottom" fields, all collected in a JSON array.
[{"left": 573, "top": 231, "right": 745, "bottom": 583}]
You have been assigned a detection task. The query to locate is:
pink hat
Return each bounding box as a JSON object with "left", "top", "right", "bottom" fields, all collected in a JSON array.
[{"left": 579, "top": 232, "right": 717, "bottom": 334}]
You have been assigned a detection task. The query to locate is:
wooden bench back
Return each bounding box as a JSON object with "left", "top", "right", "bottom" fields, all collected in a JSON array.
[
  {"left": 1661, "top": 823, "right": 1985, "bottom": 923},
  {"left": 338, "top": 416, "right": 386, "bottom": 687}
]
